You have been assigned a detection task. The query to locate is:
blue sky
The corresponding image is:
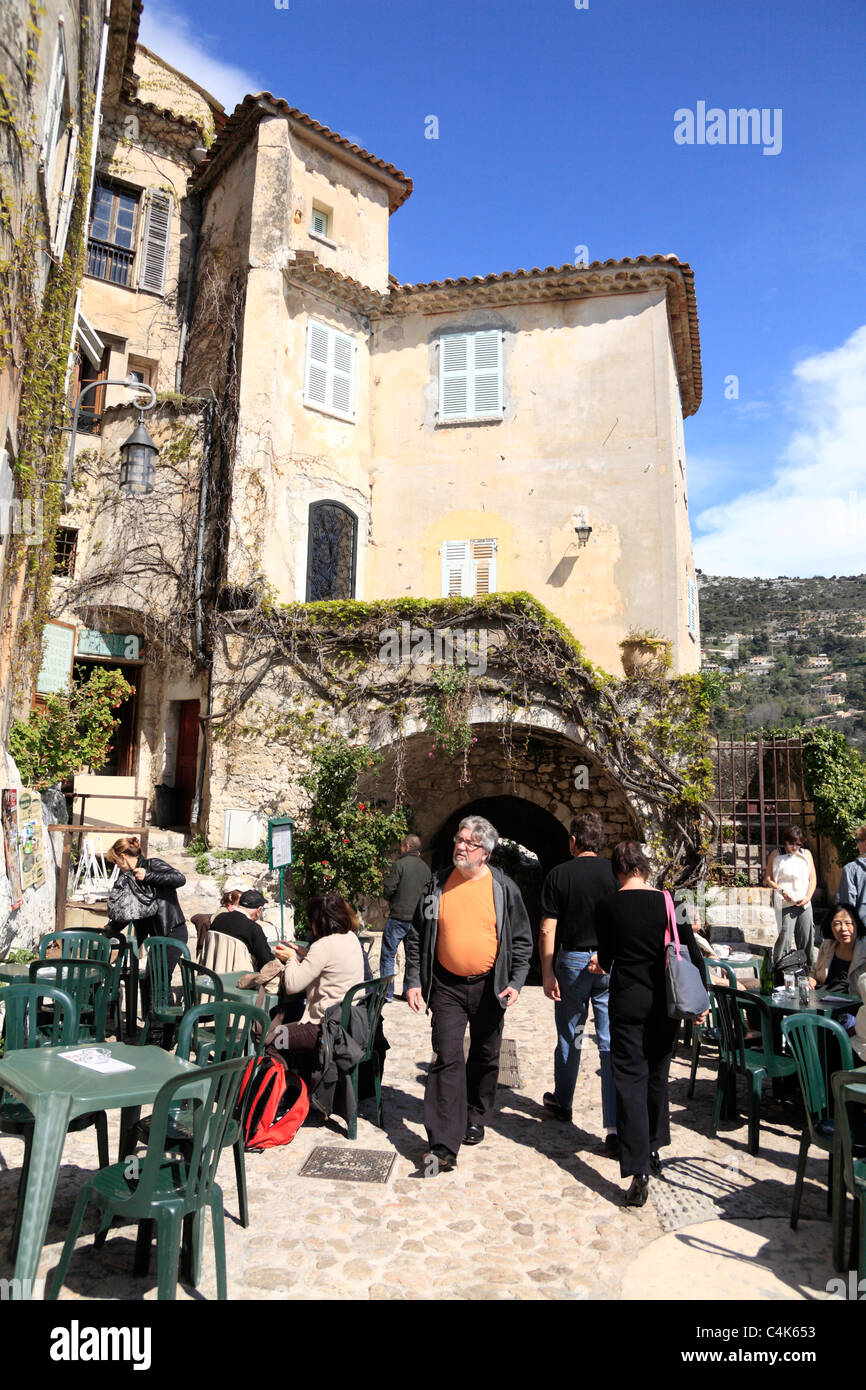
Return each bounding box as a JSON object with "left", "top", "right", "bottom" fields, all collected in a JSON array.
[{"left": 140, "top": 0, "right": 866, "bottom": 578}]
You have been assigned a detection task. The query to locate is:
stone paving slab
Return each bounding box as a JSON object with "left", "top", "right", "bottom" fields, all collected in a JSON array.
[{"left": 0, "top": 960, "right": 847, "bottom": 1301}]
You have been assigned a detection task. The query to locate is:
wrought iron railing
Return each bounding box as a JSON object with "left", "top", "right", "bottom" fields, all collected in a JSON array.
[{"left": 86, "top": 237, "right": 134, "bottom": 286}]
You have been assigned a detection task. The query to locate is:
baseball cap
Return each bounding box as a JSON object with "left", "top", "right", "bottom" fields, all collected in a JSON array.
[{"left": 239, "top": 890, "right": 267, "bottom": 909}]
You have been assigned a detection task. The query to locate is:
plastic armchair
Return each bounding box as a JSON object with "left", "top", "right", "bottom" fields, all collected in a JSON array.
[
  {"left": 830, "top": 1068, "right": 866, "bottom": 1279},
  {"left": 780, "top": 1013, "right": 855, "bottom": 1227},
  {"left": 709, "top": 984, "right": 798, "bottom": 1155},
  {"left": 138, "top": 937, "right": 191, "bottom": 1046},
  {"left": 47, "top": 1055, "right": 249, "bottom": 1301},
  {"left": 0, "top": 982, "right": 109, "bottom": 1260},
  {"left": 687, "top": 957, "right": 738, "bottom": 1097},
  {"left": 340, "top": 975, "right": 392, "bottom": 1141},
  {"left": 105, "top": 936, "right": 139, "bottom": 1041},
  {"left": 38, "top": 930, "right": 112, "bottom": 963},
  {"left": 29, "top": 958, "right": 111, "bottom": 1043},
  {"left": 178, "top": 959, "right": 224, "bottom": 1053}
]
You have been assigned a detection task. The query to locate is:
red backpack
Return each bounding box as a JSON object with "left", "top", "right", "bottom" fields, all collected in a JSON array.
[{"left": 237, "top": 1054, "right": 309, "bottom": 1152}]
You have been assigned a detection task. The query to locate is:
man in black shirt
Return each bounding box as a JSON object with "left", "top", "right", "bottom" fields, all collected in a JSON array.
[
  {"left": 381, "top": 835, "right": 432, "bottom": 1001},
  {"left": 209, "top": 888, "right": 274, "bottom": 971},
  {"left": 539, "top": 810, "right": 619, "bottom": 1149}
]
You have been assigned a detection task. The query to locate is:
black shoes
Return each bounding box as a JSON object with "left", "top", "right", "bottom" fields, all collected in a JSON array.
[
  {"left": 650, "top": 1150, "right": 663, "bottom": 1178},
  {"left": 425, "top": 1144, "right": 457, "bottom": 1174},
  {"left": 542, "top": 1092, "right": 573, "bottom": 1122},
  {"left": 624, "top": 1174, "right": 649, "bottom": 1207},
  {"left": 463, "top": 1123, "right": 485, "bottom": 1145}
]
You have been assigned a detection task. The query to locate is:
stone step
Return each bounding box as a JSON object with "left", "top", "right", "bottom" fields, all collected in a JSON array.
[{"left": 145, "top": 829, "right": 190, "bottom": 852}]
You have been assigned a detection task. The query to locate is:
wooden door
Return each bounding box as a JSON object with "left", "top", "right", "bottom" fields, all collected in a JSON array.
[{"left": 175, "top": 700, "right": 200, "bottom": 825}]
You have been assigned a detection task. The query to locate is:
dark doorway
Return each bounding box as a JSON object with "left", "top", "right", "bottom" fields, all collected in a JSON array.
[
  {"left": 174, "top": 699, "right": 200, "bottom": 824},
  {"left": 73, "top": 659, "right": 139, "bottom": 776},
  {"left": 429, "top": 795, "right": 571, "bottom": 981}
]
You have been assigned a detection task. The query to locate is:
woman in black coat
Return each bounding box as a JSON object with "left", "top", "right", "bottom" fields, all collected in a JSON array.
[
  {"left": 106, "top": 835, "right": 188, "bottom": 1045},
  {"left": 595, "top": 841, "right": 706, "bottom": 1207}
]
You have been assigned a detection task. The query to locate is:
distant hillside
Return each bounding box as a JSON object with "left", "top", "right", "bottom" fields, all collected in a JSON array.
[{"left": 697, "top": 574, "right": 866, "bottom": 749}]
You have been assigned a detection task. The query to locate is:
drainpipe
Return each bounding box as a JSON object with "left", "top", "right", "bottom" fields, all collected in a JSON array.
[{"left": 189, "top": 393, "right": 215, "bottom": 830}]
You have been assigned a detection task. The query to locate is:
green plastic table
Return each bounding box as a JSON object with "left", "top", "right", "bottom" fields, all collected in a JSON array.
[
  {"left": 217, "top": 970, "right": 260, "bottom": 1004},
  {"left": 0, "top": 961, "right": 33, "bottom": 984},
  {"left": 0, "top": 1040, "right": 199, "bottom": 1299}
]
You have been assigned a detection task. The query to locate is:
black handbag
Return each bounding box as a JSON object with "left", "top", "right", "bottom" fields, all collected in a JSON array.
[
  {"left": 773, "top": 949, "right": 808, "bottom": 987},
  {"left": 107, "top": 870, "right": 158, "bottom": 922}
]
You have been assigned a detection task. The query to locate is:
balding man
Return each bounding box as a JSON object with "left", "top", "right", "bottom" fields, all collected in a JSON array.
[
  {"left": 380, "top": 835, "right": 432, "bottom": 1002},
  {"left": 405, "top": 816, "right": 532, "bottom": 1173}
]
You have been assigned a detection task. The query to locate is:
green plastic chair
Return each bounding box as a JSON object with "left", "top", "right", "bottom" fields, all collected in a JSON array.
[
  {"left": 177, "top": 959, "right": 224, "bottom": 1053},
  {"left": 340, "top": 976, "right": 392, "bottom": 1141},
  {"left": 38, "top": 930, "right": 112, "bottom": 963},
  {"left": 709, "top": 984, "right": 798, "bottom": 1155},
  {"left": 0, "top": 982, "right": 109, "bottom": 1260},
  {"left": 29, "top": 958, "right": 111, "bottom": 1042},
  {"left": 830, "top": 1069, "right": 866, "bottom": 1280},
  {"left": 105, "top": 936, "right": 139, "bottom": 1042},
  {"left": 780, "top": 1013, "right": 855, "bottom": 1227},
  {"left": 138, "top": 937, "right": 191, "bottom": 1046},
  {"left": 687, "top": 957, "right": 738, "bottom": 1097},
  {"left": 47, "top": 1054, "right": 249, "bottom": 1301}
]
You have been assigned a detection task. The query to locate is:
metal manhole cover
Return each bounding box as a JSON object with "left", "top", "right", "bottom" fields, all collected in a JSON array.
[{"left": 299, "top": 1146, "right": 397, "bottom": 1183}]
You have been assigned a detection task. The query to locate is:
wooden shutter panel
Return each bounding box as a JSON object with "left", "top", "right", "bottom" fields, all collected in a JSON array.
[
  {"left": 471, "top": 331, "right": 502, "bottom": 416},
  {"left": 471, "top": 538, "right": 497, "bottom": 595},
  {"left": 306, "top": 320, "right": 331, "bottom": 406},
  {"left": 687, "top": 576, "right": 697, "bottom": 636},
  {"left": 42, "top": 31, "right": 68, "bottom": 176},
  {"left": 139, "top": 190, "right": 172, "bottom": 294},
  {"left": 440, "top": 334, "right": 469, "bottom": 420},
  {"left": 52, "top": 122, "right": 79, "bottom": 258},
  {"left": 441, "top": 540, "right": 470, "bottom": 596}
]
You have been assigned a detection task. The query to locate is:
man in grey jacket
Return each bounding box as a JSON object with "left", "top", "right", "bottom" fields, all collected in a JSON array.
[
  {"left": 380, "top": 835, "right": 432, "bottom": 1001},
  {"left": 837, "top": 826, "right": 866, "bottom": 918},
  {"left": 405, "top": 815, "right": 532, "bottom": 1173}
]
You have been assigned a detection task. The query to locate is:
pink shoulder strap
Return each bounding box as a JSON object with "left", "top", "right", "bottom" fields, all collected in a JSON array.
[{"left": 663, "top": 890, "right": 683, "bottom": 959}]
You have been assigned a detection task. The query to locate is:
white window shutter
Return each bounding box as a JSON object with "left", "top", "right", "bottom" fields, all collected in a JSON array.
[
  {"left": 41, "top": 30, "right": 68, "bottom": 177},
  {"left": 52, "top": 122, "right": 79, "bottom": 258},
  {"left": 441, "top": 540, "right": 470, "bottom": 596},
  {"left": 687, "top": 576, "right": 698, "bottom": 637},
  {"left": 471, "top": 538, "right": 497, "bottom": 595},
  {"left": 472, "top": 331, "right": 502, "bottom": 416},
  {"left": 439, "top": 331, "right": 503, "bottom": 420},
  {"left": 139, "top": 190, "right": 173, "bottom": 294},
  {"left": 304, "top": 320, "right": 355, "bottom": 419}
]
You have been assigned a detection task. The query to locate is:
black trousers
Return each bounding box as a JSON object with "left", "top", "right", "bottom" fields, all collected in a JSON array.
[
  {"left": 610, "top": 1011, "right": 678, "bottom": 1178},
  {"left": 425, "top": 966, "right": 505, "bottom": 1156}
]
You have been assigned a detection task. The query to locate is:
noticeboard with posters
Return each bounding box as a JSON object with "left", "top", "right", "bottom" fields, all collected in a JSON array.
[
  {"left": 16, "top": 788, "right": 45, "bottom": 893},
  {"left": 1, "top": 789, "right": 23, "bottom": 909}
]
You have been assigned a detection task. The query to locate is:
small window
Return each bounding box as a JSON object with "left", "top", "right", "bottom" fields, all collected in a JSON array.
[
  {"left": 304, "top": 319, "right": 356, "bottom": 421},
  {"left": 73, "top": 345, "right": 110, "bottom": 434},
  {"left": 439, "top": 330, "right": 504, "bottom": 423},
  {"left": 310, "top": 205, "right": 331, "bottom": 238},
  {"left": 306, "top": 502, "right": 357, "bottom": 601},
  {"left": 87, "top": 182, "right": 139, "bottom": 286},
  {"left": 53, "top": 527, "right": 78, "bottom": 578},
  {"left": 441, "top": 538, "right": 497, "bottom": 597}
]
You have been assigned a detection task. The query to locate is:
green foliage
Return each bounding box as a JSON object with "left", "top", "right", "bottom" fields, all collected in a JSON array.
[
  {"left": 801, "top": 727, "right": 866, "bottom": 861},
  {"left": 194, "top": 853, "right": 211, "bottom": 876},
  {"left": 187, "top": 834, "right": 209, "bottom": 856},
  {"left": 290, "top": 740, "right": 411, "bottom": 928},
  {"left": 220, "top": 843, "right": 268, "bottom": 864},
  {"left": 424, "top": 666, "right": 476, "bottom": 758},
  {"left": 4, "top": 947, "right": 36, "bottom": 964},
  {"left": 8, "top": 666, "right": 133, "bottom": 788}
]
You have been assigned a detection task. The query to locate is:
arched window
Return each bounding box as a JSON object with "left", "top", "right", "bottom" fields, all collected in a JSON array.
[{"left": 305, "top": 501, "right": 357, "bottom": 601}]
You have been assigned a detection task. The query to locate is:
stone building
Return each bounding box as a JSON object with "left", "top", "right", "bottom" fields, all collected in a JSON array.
[{"left": 23, "top": 6, "right": 705, "bottom": 900}]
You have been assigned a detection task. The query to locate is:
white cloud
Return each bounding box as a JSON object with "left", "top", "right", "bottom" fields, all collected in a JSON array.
[
  {"left": 694, "top": 325, "right": 866, "bottom": 577},
  {"left": 138, "top": 3, "right": 262, "bottom": 111}
]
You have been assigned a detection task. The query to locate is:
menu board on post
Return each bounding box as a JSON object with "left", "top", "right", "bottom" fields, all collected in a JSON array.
[
  {"left": 35, "top": 620, "right": 77, "bottom": 696},
  {"left": 16, "top": 788, "right": 45, "bottom": 893}
]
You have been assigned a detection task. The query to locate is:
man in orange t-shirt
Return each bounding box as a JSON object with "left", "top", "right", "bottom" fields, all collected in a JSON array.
[{"left": 406, "top": 815, "right": 532, "bottom": 1172}]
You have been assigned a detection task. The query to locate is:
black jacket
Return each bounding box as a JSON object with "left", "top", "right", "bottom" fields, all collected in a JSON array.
[
  {"left": 308, "top": 1001, "right": 370, "bottom": 1122},
  {"left": 404, "top": 864, "right": 532, "bottom": 1008},
  {"left": 136, "top": 855, "right": 186, "bottom": 935}
]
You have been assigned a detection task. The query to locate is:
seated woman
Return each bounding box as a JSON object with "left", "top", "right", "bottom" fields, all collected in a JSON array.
[
  {"left": 808, "top": 904, "right": 866, "bottom": 1033},
  {"left": 271, "top": 893, "right": 366, "bottom": 1082}
]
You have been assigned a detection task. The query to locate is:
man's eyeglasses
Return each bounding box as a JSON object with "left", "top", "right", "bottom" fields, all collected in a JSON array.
[{"left": 454, "top": 835, "right": 484, "bottom": 852}]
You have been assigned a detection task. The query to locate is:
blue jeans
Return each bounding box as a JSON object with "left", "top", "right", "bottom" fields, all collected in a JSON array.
[
  {"left": 380, "top": 917, "right": 412, "bottom": 1000},
  {"left": 553, "top": 949, "right": 616, "bottom": 1128}
]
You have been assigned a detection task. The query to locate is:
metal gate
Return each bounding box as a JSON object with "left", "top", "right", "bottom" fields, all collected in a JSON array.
[{"left": 709, "top": 733, "right": 814, "bottom": 884}]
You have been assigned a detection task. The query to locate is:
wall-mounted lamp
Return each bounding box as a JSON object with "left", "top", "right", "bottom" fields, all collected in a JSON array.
[
  {"left": 64, "top": 378, "right": 159, "bottom": 499},
  {"left": 573, "top": 510, "right": 593, "bottom": 548}
]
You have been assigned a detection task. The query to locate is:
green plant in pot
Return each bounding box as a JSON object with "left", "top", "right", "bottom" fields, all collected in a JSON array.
[{"left": 619, "top": 628, "right": 673, "bottom": 679}]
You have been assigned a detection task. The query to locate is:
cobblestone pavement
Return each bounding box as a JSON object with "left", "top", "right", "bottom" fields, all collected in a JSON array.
[{"left": 0, "top": 955, "right": 847, "bottom": 1301}]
